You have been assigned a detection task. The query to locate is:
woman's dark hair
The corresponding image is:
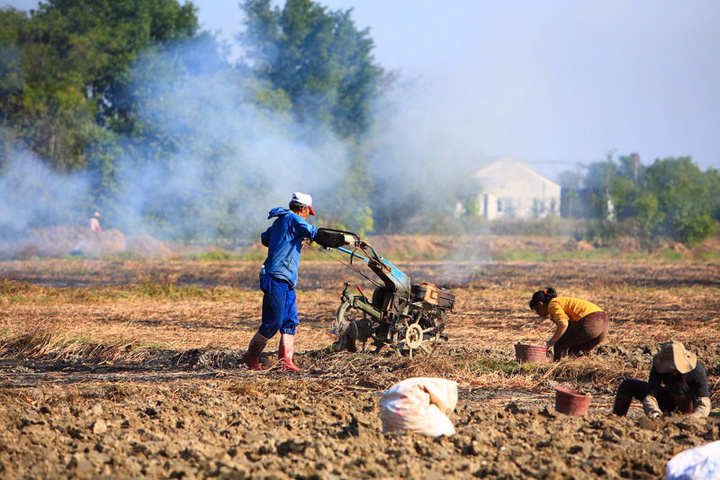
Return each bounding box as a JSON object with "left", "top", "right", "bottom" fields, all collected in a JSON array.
[{"left": 529, "top": 287, "right": 557, "bottom": 310}]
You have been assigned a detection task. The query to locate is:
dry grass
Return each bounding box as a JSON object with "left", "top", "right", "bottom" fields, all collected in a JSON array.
[{"left": 1, "top": 257, "right": 718, "bottom": 409}]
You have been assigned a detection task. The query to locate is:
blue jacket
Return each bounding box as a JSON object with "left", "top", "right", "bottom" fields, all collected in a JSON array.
[{"left": 261, "top": 207, "right": 318, "bottom": 288}]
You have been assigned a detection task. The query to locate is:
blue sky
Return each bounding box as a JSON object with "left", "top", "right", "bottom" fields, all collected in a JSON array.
[{"left": 4, "top": 0, "right": 720, "bottom": 180}]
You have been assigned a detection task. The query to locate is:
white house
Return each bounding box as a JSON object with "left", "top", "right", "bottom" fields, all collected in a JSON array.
[{"left": 475, "top": 156, "right": 561, "bottom": 220}]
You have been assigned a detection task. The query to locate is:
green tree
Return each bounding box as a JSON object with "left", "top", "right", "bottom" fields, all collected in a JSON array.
[
  {"left": 238, "top": 0, "right": 383, "bottom": 139},
  {"left": 644, "top": 157, "right": 717, "bottom": 245},
  {"left": 0, "top": 9, "right": 25, "bottom": 102},
  {"left": 616, "top": 152, "right": 645, "bottom": 183},
  {"left": 582, "top": 151, "right": 618, "bottom": 220},
  {"left": 600, "top": 154, "right": 718, "bottom": 246},
  {"left": 708, "top": 168, "right": 720, "bottom": 221},
  {"left": 0, "top": 0, "right": 199, "bottom": 172},
  {"left": 609, "top": 175, "right": 661, "bottom": 246}
]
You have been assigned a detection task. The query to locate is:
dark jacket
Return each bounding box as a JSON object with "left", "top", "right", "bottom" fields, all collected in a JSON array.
[{"left": 644, "top": 362, "right": 710, "bottom": 417}]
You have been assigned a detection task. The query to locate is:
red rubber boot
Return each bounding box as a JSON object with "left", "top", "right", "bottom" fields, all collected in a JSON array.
[
  {"left": 242, "top": 332, "right": 269, "bottom": 370},
  {"left": 279, "top": 333, "right": 303, "bottom": 372}
]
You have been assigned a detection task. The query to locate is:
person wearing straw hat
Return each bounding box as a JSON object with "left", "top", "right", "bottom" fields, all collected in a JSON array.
[
  {"left": 528, "top": 287, "right": 609, "bottom": 361},
  {"left": 612, "top": 340, "right": 711, "bottom": 418},
  {"left": 242, "top": 192, "right": 355, "bottom": 372}
]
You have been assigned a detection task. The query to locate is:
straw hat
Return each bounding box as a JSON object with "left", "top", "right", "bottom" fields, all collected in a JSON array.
[{"left": 653, "top": 340, "right": 697, "bottom": 374}]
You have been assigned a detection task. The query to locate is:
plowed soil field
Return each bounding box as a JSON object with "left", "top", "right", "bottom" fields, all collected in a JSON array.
[{"left": 1, "top": 255, "right": 719, "bottom": 479}]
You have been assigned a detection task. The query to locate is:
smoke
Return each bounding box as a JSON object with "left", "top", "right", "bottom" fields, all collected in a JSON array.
[
  {"left": 367, "top": 77, "right": 486, "bottom": 234},
  {"left": 2, "top": 32, "right": 487, "bottom": 251},
  {"left": 0, "top": 37, "right": 349, "bottom": 246},
  {"left": 0, "top": 146, "right": 88, "bottom": 234},
  {"left": 113, "top": 38, "right": 349, "bottom": 242}
]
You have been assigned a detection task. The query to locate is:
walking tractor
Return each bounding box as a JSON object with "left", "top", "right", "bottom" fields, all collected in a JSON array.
[{"left": 317, "top": 230, "right": 455, "bottom": 358}]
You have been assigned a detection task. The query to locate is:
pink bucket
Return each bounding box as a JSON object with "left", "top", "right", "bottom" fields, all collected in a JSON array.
[
  {"left": 555, "top": 387, "right": 592, "bottom": 416},
  {"left": 514, "top": 344, "right": 547, "bottom": 363}
]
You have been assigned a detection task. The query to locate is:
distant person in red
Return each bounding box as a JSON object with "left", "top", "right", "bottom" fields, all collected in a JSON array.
[
  {"left": 90, "top": 212, "right": 102, "bottom": 233},
  {"left": 71, "top": 211, "right": 102, "bottom": 255}
]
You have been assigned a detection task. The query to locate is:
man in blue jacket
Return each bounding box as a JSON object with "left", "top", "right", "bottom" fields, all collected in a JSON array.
[{"left": 243, "top": 192, "right": 353, "bottom": 371}]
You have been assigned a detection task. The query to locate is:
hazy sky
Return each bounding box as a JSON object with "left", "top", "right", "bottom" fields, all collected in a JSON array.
[{"left": 4, "top": 0, "right": 720, "bottom": 180}]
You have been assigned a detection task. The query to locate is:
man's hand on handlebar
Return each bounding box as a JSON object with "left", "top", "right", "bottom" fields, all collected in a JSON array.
[{"left": 343, "top": 234, "right": 358, "bottom": 246}]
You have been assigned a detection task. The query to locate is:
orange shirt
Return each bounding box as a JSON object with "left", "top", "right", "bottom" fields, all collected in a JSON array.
[{"left": 548, "top": 297, "right": 603, "bottom": 325}]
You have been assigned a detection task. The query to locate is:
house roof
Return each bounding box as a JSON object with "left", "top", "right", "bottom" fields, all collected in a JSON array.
[{"left": 474, "top": 155, "right": 560, "bottom": 187}]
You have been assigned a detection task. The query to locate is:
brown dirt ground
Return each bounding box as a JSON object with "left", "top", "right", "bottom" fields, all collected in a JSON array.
[{"left": 0, "top": 252, "right": 719, "bottom": 479}]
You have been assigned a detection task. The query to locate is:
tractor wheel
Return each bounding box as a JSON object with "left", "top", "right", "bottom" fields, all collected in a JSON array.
[
  {"left": 396, "top": 310, "right": 446, "bottom": 359},
  {"left": 333, "top": 298, "right": 373, "bottom": 353}
]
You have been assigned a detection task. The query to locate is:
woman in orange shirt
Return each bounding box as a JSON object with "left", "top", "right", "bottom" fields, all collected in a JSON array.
[{"left": 529, "top": 287, "right": 609, "bottom": 361}]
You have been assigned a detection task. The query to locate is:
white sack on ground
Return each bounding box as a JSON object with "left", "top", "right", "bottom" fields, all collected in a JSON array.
[
  {"left": 380, "top": 377, "right": 458, "bottom": 437},
  {"left": 666, "top": 440, "right": 720, "bottom": 480}
]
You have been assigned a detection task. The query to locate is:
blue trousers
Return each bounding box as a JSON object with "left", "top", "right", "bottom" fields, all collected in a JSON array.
[{"left": 258, "top": 273, "right": 299, "bottom": 338}]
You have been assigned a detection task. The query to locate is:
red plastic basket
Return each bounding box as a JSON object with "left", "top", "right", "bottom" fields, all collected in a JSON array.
[
  {"left": 555, "top": 387, "right": 592, "bottom": 416},
  {"left": 514, "top": 343, "right": 548, "bottom": 363}
]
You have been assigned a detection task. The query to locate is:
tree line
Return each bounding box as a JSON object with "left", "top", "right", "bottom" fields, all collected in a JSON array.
[{"left": 561, "top": 153, "right": 720, "bottom": 246}]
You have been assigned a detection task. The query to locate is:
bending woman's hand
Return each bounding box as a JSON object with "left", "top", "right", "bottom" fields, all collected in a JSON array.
[{"left": 548, "top": 322, "right": 568, "bottom": 345}]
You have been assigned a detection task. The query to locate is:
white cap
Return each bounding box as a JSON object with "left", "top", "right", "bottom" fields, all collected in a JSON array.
[{"left": 291, "top": 192, "right": 315, "bottom": 215}]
